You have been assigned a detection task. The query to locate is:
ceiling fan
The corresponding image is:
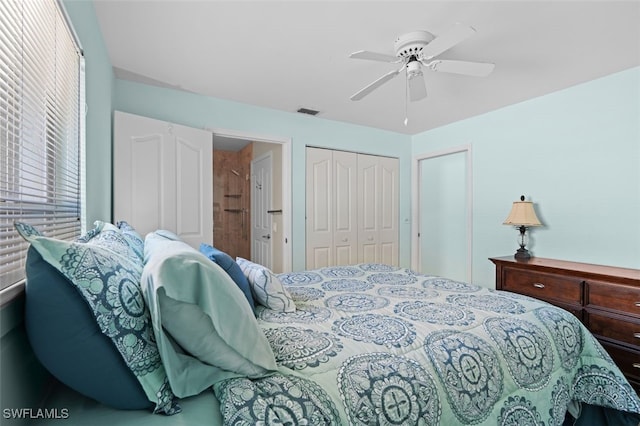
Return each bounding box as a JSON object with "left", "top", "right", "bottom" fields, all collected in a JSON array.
[{"left": 349, "top": 23, "right": 495, "bottom": 103}]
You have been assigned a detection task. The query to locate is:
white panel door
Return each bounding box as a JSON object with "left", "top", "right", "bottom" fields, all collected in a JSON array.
[
  {"left": 358, "top": 154, "right": 380, "bottom": 263},
  {"left": 113, "top": 111, "right": 212, "bottom": 247},
  {"left": 379, "top": 156, "right": 399, "bottom": 266},
  {"left": 306, "top": 147, "right": 333, "bottom": 268},
  {"left": 114, "top": 123, "right": 166, "bottom": 235},
  {"left": 173, "top": 126, "right": 213, "bottom": 248},
  {"left": 357, "top": 153, "right": 399, "bottom": 266},
  {"left": 333, "top": 150, "right": 358, "bottom": 265},
  {"left": 251, "top": 153, "right": 272, "bottom": 268},
  {"left": 306, "top": 148, "right": 358, "bottom": 269},
  {"left": 418, "top": 151, "right": 469, "bottom": 281}
]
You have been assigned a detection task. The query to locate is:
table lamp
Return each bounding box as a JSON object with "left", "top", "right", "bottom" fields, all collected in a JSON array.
[{"left": 503, "top": 195, "right": 542, "bottom": 260}]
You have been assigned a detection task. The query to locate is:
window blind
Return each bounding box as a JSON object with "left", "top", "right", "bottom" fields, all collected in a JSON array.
[{"left": 0, "top": 0, "right": 84, "bottom": 293}]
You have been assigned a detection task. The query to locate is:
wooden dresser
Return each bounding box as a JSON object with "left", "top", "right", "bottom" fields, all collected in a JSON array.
[{"left": 490, "top": 256, "right": 640, "bottom": 391}]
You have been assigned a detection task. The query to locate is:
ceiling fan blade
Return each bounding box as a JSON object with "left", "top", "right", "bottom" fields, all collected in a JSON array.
[
  {"left": 350, "top": 50, "right": 399, "bottom": 63},
  {"left": 350, "top": 68, "right": 402, "bottom": 101},
  {"left": 425, "top": 59, "right": 495, "bottom": 77},
  {"left": 408, "top": 72, "right": 427, "bottom": 101},
  {"left": 420, "top": 23, "right": 476, "bottom": 60}
]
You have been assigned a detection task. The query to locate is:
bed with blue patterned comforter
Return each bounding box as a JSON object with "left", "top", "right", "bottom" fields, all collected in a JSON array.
[{"left": 213, "top": 264, "right": 640, "bottom": 425}]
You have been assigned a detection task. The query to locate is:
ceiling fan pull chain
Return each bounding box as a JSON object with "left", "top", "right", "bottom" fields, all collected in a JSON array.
[{"left": 404, "top": 73, "right": 409, "bottom": 126}]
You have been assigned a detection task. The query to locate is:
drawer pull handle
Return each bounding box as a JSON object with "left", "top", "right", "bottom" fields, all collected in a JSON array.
[
  {"left": 533, "top": 283, "right": 545, "bottom": 289},
  {"left": 634, "top": 363, "right": 640, "bottom": 370},
  {"left": 635, "top": 333, "right": 640, "bottom": 339},
  {"left": 636, "top": 302, "right": 640, "bottom": 308}
]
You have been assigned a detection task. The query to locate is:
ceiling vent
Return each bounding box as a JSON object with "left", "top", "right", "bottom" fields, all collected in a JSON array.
[{"left": 297, "top": 107, "right": 320, "bottom": 116}]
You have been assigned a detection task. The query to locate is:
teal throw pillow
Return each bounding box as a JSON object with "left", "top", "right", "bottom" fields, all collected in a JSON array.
[{"left": 199, "top": 243, "right": 255, "bottom": 312}]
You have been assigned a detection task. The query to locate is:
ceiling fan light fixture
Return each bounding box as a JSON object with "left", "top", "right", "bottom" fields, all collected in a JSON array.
[{"left": 406, "top": 60, "right": 422, "bottom": 78}]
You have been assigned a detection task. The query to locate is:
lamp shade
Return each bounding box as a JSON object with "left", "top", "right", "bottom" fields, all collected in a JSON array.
[{"left": 503, "top": 197, "right": 542, "bottom": 227}]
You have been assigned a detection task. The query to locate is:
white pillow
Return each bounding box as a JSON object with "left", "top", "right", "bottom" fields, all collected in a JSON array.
[
  {"left": 141, "top": 234, "right": 277, "bottom": 397},
  {"left": 158, "top": 292, "right": 270, "bottom": 376},
  {"left": 236, "top": 257, "right": 296, "bottom": 312}
]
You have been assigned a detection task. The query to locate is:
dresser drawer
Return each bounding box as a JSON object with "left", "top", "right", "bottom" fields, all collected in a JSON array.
[
  {"left": 586, "top": 310, "right": 640, "bottom": 348},
  {"left": 586, "top": 280, "right": 640, "bottom": 318},
  {"left": 554, "top": 303, "right": 583, "bottom": 321},
  {"left": 599, "top": 341, "right": 640, "bottom": 390},
  {"left": 502, "top": 267, "right": 583, "bottom": 305}
]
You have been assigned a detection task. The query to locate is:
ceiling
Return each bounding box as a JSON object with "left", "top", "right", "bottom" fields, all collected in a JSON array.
[{"left": 93, "top": 1, "right": 640, "bottom": 135}]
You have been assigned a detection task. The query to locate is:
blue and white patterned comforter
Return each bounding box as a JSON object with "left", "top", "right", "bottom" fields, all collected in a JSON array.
[{"left": 213, "top": 264, "right": 640, "bottom": 425}]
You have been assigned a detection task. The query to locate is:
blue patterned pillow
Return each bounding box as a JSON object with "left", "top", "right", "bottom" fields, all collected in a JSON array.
[
  {"left": 199, "top": 244, "right": 255, "bottom": 312},
  {"left": 24, "top": 246, "right": 152, "bottom": 409},
  {"left": 75, "top": 221, "right": 144, "bottom": 266},
  {"left": 117, "top": 221, "right": 144, "bottom": 261},
  {"left": 74, "top": 220, "right": 106, "bottom": 243},
  {"left": 15, "top": 222, "right": 180, "bottom": 415},
  {"left": 235, "top": 257, "right": 296, "bottom": 312}
]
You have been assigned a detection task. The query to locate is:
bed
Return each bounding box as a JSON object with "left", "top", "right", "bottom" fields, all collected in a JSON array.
[
  {"left": 214, "top": 263, "right": 640, "bottom": 425},
  {"left": 15, "top": 222, "right": 640, "bottom": 426}
]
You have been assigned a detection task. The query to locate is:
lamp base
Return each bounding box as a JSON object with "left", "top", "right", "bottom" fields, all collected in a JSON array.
[{"left": 514, "top": 247, "right": 531, "bottom": 260}]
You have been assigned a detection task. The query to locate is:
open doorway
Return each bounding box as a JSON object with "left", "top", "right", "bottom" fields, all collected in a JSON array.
[
  {"left": 412, "top": 146, "right": 472, "bottom": 282},
  {"left": 212, "top": 132, "right": 291, "bottom": 273},
  {"left": 212, "top": 141, "right": 252, "bottom": 261}
]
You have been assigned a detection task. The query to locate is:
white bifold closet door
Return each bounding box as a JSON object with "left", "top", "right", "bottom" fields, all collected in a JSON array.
[
  {"left": 306, "top": 147, "right": 398, "bottom": 269},
  {"left": 306, "top": 148, "right": 358, "bottom": 268},
  {"left": 357, "top": 153, "right": 399, "bottom": 266},
  {"left": 113, "top": 111, "right": 213, "bottom": 248}
]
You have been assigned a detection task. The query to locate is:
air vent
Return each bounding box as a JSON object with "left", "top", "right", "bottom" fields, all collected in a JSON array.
[{"left": 297, "top": 107, "right": 320, "bottom": 116}]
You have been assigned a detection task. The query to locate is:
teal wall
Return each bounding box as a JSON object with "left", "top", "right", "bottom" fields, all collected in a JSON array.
[
  {"left": 413, "top": 67, "right": 640, "bottom": 286},
  {"left": 113, "top": 81, "right": 413, "bottom": 271}
]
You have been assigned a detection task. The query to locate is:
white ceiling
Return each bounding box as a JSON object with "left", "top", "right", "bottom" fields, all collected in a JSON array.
[{"left": 93, "top": 1, "right": 640, "bottom": 135}]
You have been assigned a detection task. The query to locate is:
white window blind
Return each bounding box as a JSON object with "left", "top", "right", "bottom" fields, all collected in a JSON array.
[{"left": 0, "top": 0, "right": 84, "bottom": 293}]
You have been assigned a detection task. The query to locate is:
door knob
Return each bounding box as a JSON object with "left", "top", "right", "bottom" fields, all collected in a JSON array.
[{"left": 262, "top": 234, "right": 271, "bottom": 240}]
